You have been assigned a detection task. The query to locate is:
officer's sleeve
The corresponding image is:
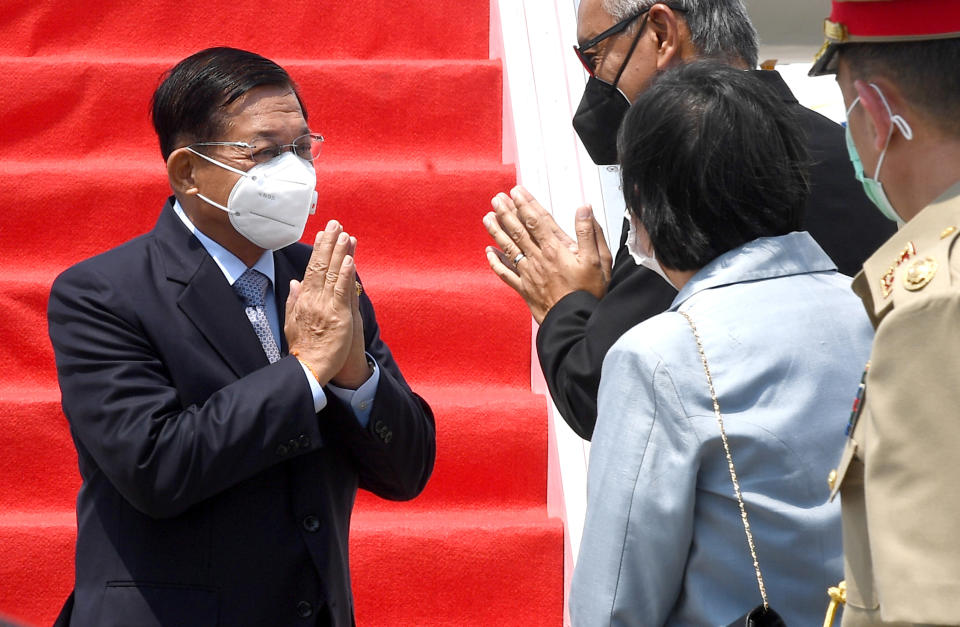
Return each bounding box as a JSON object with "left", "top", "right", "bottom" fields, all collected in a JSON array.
[{"left": 862, "top": 291, "right": 960, "bottom": 624}]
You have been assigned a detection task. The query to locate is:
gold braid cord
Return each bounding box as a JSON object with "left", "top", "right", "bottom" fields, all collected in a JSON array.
[
  {"left": 823, "top": 581, "right": 847, "bottom": 627},
  {"left": 679, "top": 310, "right": 770, "bottom": 611}
]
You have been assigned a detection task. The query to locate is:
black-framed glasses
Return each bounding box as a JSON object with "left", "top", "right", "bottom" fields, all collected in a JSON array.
[
  {"left": 573, "top": 11, "right": 644, "bottom": 76},
  {"left": 572, "top": 5, "right": 685, "bottom": 76},
  {"left": 189, "top": 132, "right": 324, "bottom": 164}
]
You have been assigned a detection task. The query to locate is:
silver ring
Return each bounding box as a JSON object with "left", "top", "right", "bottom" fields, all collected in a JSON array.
[{"left": 513, "top": 252, "right": 526, "bottom": 265}]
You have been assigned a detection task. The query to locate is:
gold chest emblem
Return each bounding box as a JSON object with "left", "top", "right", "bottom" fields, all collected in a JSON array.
[
  {"left": 903, "top": 257, "right": 938, "bottom": 291},
  {"left": 880, "top": 242, "right": 917, "bottom": 299}
]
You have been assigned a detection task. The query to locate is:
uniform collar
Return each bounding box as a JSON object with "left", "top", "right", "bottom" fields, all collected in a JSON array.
[
  {"left": 670, "top": 231, "right": 837, "bottom": 311},
  {"left": 854, "top": 179, "right": 960, "bottom": 323}
]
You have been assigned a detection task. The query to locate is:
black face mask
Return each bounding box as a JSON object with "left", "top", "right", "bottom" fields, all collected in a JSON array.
[
  {"left": 572, "top": 78, "right": 631, "bottom": 165},
  {"left": 572, "top": 13, "right": 648, "bottom": 165}
]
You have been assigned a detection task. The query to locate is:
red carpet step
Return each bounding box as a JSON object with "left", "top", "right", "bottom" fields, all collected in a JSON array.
[
  {"left": 0, "top": 510, "right": 563, "bottom": 627},
  {"left": 0, "top": 58, "right": 503, "bottom": 164},
  {"left": 0, "top": 161, "right": 518, "bottom": 276},
  {"left": 0, "top": 385, "right": 548, "bottom": 517},
  {"left": 1, "top": 1, "right": 489, "bottom": 61},
  {"left": 0, "top": 270, "right": 531, "bottom": 391},
  {"left": 351, "top": 509, "right": 563, "bottom": 626},
  {"left": 0, "top": 513, "right": 75, "bottom": 627}
]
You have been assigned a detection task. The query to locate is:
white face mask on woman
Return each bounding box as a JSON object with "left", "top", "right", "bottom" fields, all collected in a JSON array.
[
  {"left": 625, "top": 211, "right": 671, "bottom": 284},
  {"left": 187, "top": 149, "right": 318, "bottom": 250}
]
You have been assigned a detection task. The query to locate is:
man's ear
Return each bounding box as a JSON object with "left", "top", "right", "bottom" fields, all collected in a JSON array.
[
  {"left": 167, "top": 148, "right": 199, "bottom": 196},
  {"left": 648, "top": 3, "right": 684, "bottom": 70},
  {"left": 854, "top": 78, "right": 902, "bottom": 152}
]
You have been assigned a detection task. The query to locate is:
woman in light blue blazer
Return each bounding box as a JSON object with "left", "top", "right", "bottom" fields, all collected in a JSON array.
[{"left": 570, "top": 61, "right": 874, "bottom": 626}]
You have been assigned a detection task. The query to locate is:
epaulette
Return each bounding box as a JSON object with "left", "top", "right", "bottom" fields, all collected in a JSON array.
[{"left": 853, "top": 183, "right": 960, "bottom": 327}]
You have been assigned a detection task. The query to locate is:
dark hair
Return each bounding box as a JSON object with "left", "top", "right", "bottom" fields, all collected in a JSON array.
[
  {"left": 151, "top": 47, "right": 306, "bottom": 160},
  {"left": 617, "top": 60, "right": 808, "bottom": 271},
  {"left": 839, "top": 39, "right": 960, "bottom": 137}
]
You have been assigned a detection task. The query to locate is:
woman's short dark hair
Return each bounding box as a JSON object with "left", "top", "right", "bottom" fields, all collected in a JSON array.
[
  {"left": 151, "top": 47, "right": 306, "bottom": 160},
  {"left": 618, "top": 60, "right": 809, "bottom": 271}
]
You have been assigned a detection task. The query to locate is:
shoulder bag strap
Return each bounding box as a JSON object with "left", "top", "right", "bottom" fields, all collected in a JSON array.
[{"left": 679, "top": 310, "right": 770, "bottom": 612}]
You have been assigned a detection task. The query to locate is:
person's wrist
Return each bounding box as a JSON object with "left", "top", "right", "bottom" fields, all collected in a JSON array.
[
  {"left": 331, "top": 355, "right": 374, "bottom": 390},
  {"left": 289, "top": 348, "right": 333, "bottom": 387}
]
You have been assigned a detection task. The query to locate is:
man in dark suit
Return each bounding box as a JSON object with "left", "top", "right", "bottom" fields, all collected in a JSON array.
[
  {"left": 47, "top": 47, "right": 435, "bottom": 626},
  {"left": 484, "top": 0, "right": 894, "bottom": 440}
]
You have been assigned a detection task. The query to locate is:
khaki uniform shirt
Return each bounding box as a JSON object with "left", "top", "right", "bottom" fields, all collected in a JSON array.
[{"left": 834, "top": 182, "right": 960, "bottom": 626}]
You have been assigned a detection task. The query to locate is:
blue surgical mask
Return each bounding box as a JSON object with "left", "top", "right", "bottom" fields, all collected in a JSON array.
[{"left": 844, "top": 83, "right": 913, "bottom": 225}]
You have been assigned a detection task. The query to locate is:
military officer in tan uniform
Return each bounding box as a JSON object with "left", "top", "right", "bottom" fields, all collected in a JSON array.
[{"left": 810, "top": 1, "right": 960, "bottom": 625}]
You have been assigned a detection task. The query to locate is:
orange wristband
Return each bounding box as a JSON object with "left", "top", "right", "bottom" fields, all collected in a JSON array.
[{"left": 290, "top": 349, "right": 322, "bottom": 384}]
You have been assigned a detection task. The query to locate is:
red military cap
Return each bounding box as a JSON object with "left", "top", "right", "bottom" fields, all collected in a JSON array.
[{"left": 809, "top": 0, "right": 960, "bottom": 76}]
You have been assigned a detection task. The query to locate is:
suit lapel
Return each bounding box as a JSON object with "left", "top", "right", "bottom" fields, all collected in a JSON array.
[
  {"left": 153, "top": 199, "right": 270, "bottom": 377},
  {"left": 179, "top": 257, "right": 270, "bottom": 376}
]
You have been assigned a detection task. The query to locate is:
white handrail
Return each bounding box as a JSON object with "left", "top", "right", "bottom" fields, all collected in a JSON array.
[{"left": 490, "top": 3, "right": 600, "bottom": 624}]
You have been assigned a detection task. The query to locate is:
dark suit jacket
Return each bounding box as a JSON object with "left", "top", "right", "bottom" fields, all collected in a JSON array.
[
  {"left": 47, "top": 198, "right": 436, "bottom": 627},
  {"left": 537, "top": 69, "right": 895, "bottom": 440}
]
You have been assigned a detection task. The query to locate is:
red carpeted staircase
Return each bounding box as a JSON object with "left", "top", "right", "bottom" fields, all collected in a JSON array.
[{"left": 0, "top": 2, "right": 563, "bottom": 625}]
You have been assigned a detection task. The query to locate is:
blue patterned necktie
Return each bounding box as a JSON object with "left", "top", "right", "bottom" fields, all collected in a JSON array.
[{"left": 233, "top": 269, "right": 281, "bottom": 364}]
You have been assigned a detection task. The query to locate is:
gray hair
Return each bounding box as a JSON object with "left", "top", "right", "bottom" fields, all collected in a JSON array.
[{"left": 603, "top": 0, "right": 758, "bottom": 68}]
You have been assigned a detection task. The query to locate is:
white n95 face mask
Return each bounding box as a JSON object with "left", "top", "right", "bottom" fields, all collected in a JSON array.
[
  {"left": 186, "top": 149, "right": 318, "bottom": 250},
  {"left": 626, "top": 211, "right": 671, "bottom": 284}
]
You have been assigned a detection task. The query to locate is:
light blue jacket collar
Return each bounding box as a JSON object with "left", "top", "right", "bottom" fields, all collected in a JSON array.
[{"left": 670, "top": 232, "right": 837, "bottom": 311}]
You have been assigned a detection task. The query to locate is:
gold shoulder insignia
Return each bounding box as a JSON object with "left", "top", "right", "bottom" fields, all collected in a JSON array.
[
  {"left": 880, "top": 241, "right": 917, "bottom": 299},
  {"left": 941, "top": 226, "right": 956, "bottom": 240},
  {"left": 903, "top": 257, "right": 938, "bottom": 292}
]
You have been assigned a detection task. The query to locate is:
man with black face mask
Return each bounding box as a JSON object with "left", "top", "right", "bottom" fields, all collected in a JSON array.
[{"left": 484, "top": 0, "right": 895, "bottom": 440}]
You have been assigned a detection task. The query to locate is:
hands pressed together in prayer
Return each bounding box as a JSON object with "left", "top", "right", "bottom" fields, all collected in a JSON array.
[
  {"left": 285, "top": 219, "right": 371, "bottom": 389},
  {"left": 483, "top": 185, "right": 613, "bottom": 323}
]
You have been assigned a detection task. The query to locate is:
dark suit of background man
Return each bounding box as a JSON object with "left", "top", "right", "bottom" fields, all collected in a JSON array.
[
  {"left": 484, "top": 0, "right": 894, "bottom": 439},
  {"left": 47, "top": 47, "right": 436, "bottom": 627}
]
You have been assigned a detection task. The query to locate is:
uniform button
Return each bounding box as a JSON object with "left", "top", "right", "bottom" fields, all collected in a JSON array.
[
  {"left": 299, "top": 434, "right": 311, "bottom": 449},
  {"left": 302, "top": 515, "right": 321, "bottom": 533},
  {"left": 276, "top": 444, "right": 289, "bottom": 457},
  {"left": 358, "top": 400, "right": 369, "bottom": 411},
  {"left": 288, "top": 438, "right": 300, "bottom": 452},
  {"left": 827, "top": 469, "right": 838, "bottom": 491},
  {"left": 296, "top": 600, "right": 313, "bottom": 618},
  {"left": 374, "top": 420, "right": 386, "bottom": 433}
]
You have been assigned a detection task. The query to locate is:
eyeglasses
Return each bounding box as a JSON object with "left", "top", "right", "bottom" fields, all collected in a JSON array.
[
  {"left": 573, "top": 11, "right": 644, "bottom": 77},
  {"left": 189, "top": 132, "right": 324, "bottom": 164},
  {"left": 573, "top": 5, "right": 685, "bottom": 77}
]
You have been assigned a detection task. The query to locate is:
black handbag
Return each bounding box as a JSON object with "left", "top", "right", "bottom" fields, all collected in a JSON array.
[
  {"left": 726, "top": 605, "right": 787, "bottom": 627},
  {"left": 680, "top": 311, "right": 788, "bottom": 627}
]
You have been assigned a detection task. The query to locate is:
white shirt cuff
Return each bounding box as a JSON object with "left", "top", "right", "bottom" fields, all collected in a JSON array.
[{"left": 299, "top": 361, "right": 329, "bottom": 413}]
